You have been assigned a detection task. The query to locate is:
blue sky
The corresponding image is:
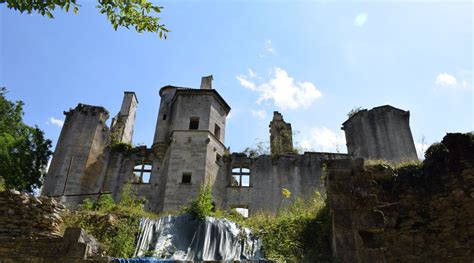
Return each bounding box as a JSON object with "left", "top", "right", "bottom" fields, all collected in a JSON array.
[{"left": 1, "top": 1, "right": 472, "bottom": 158}]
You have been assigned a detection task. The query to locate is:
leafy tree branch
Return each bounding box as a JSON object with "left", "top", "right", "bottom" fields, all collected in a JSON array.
[{"left": 1, "top": 0, "right": 169, "bottom": 37}]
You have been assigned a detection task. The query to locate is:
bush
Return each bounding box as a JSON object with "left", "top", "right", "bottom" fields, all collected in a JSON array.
[
  {"left": 0, "top": 177, "right": 5, "bottom": 191},
  {"left": 423, "top": 142, "right": 449, "bottom": 175},
  {"left": 182, "top": 184, "right": 214, "bottom": 221},
  {"left": 395, "top": 161, "right": 423, "bottom": 178},
  {"left": 241, "top": 191, "right": 333, "bottom": 262},
  {"left": 111, "top": 142, "right": 132, "bottom": 153},
  {"left": 62, "top": 183, "right": 154, "bottom": 258}
]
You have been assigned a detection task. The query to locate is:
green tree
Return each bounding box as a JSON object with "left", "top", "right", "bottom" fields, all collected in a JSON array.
[
  {"left": 0, "top": 88, "right": 52, "bottom": 192},
  {"left": 1, "top": 0, "right": 169, "bottom": 37}
]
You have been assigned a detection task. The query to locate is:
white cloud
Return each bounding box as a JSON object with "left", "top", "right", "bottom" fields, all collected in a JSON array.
[
  {"left": 251, "top": 109, "right": 266, "bottom": 120},
  {"left": 236, "top": 75, "right": 256, "bottom": 90},
  {"left": 259, "top": 39, "right": 276, "bottom": 58},
  {"left": 237, "top": 67, "right": 322, "bottom": 110},
  {"left": 354, "top": 13, "right": 368, "bottom": 27},
  {"left": 299, "top": 127, "right": 346, "bottom": 153},
  {"left": 434, "top": 71, "right": 472, "bottom": 90},
  {"left": 248, "top": 68, "right": 257, "bottom": 78},
  {"left": 264, "top": 39, "right": 276, "bottom": 54},
  {"left": 48, "top": 117, "right": 64, "bottom": 128},
  {"left": 435, "top": 73, "right": 457, "bottom": 87}
]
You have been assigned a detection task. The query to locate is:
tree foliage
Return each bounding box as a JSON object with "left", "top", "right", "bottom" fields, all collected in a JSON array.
[
  {"left": 1, "top": 0, "right": 169, "bottom": 37},
  {"left": 0, "top": 88, "right": 52, "bottom": 192}
]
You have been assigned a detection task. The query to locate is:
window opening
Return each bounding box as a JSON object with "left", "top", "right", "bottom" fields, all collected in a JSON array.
[
  {"left": 231, "top": 166, "right": 250, "bottom": 187},
  {"left": 133, "top": 162, "right": 152, "bottom": 183},
  {"left": 189, "top": 117, "right": 199, "bottom": 130},
  {"left": 232, "top": 206, "right": 249, "bottom": 218},
  {"left": 163, "top": 114, "right": 167, "bottom": 120},
  {"left": 214, "top": 124, "right": 221, "bottom": 139},
  {"left": 182, "top": 172, "right": 192, "bottom": 184},
  {"left": 216, "top": 153, "right": 222, "bottom": 164}
]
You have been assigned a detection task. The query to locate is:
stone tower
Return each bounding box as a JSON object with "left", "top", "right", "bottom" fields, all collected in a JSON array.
[
  {"left": 42, "top": 104, "right": 110, "bottom": 207},
  {"left": 269, "top": 111, "right": 294, "bottom": 155},
  {"left": 342, "top": 105, "right": 418, "bottom": 163},
  {"left": 110, "top": 92, "right": 138, "bottom": 145},
  {"left": 152, "top": 76, "right": 231, "bottom": 211}
]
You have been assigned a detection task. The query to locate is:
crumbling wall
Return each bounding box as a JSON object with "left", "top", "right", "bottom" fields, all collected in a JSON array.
[
  {"left": 110, "top": 92, "right": 138, "bottom": 145},
  {"left": 0, "top": 191, "right": 105, "bottom": 262},
  {"left": 42, "top": 104, "right": 110, "bottom": 207},
  {"left": 269, "top": 111, "right": 294, "bottom": 155},
  {"left": 342, "top": 105, "right": 418, "bottom": 163},
  {"left": 326, "top": 133, "right": 474, "bottom": 262},
  {"left": 223, "top": 152, "right": 348, "bottom": 215},
  {"left": 0, "top": 190, "right": 65, "bottom": 238}
]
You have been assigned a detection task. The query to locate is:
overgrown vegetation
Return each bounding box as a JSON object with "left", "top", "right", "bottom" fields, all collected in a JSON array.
[
  {"left": 0, "top": 88, "right": 52, "bottom": 192},
  {"left": 62, "top": 183, "right": 154, "bottom": 258},
  {"left": 179, "top": 185, "right": 332, "bottom": 261},
  {"left": 241, "top": 191, "right": 332, "bottom": 262},
  {"left": 367, "top": 133, "right": 474, "bottom": 193},
  {"left": 181, "top": 184, "right": 214, "bottom": 221},
  {"left": 243, "top": 140, "right": 270, "bottom": 158},
  {"left": 110, "top": 141, "right": 132, "bottom": 153},
  {"left": 0, "top": 176, "right": 5, "bottom": 191},
  {"left": 347, "top": 106, "right": 364, "bottom": 118}
]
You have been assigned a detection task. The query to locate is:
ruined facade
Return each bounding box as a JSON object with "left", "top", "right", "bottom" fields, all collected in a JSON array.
[
  {"left": 342, "top": 106, "right": 418, "bottom": 163},
  {"left": 42, "top": 76, "right": 418, "bottom": 215}
]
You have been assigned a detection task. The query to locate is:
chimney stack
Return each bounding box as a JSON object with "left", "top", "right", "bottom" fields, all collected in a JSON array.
[{"left": 200, "top": 75, "right": 213, "bottom": 90}]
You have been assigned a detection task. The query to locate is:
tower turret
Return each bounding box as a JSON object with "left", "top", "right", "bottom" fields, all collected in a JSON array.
[
  {"left": 342, "top": 105, "right": 418, "bottom": 163},
  {"left": 42, "top": 104, "right": 109, "bottom": 207}
]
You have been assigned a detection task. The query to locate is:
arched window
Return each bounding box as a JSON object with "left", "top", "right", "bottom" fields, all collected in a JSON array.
[{"left": 133, "top": 162, "right": 152, "bottom": 183}]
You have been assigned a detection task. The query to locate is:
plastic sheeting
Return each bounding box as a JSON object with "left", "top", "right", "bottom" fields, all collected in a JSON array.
[{"left": 117, "top": 215, "right": 265, "bottom": 262}]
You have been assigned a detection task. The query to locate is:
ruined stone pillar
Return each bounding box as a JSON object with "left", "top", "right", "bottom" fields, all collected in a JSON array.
[{"left": 269, "top": 111, "right": 294, "bottom": 155}]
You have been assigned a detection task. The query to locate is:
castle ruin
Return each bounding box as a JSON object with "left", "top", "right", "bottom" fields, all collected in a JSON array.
[{"left": 42, "top": 76, "right": 418, "bottom": 215}]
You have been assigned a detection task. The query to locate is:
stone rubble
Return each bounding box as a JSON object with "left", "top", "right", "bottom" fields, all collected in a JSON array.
[{"left": 0, "top": 189, "right": 65, "bottom": 238}]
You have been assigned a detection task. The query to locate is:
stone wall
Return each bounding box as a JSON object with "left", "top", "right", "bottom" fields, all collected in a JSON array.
[
  {"left": 0, "top": 191, "right": 106, "bottom": 262},
  {"left": 342, "top": 105, "right": 418, "bottom": 163},
  {"left": 223, "top": 152, "right": 348, "bottom": 215},
  {"left": 0, "top": 190, "right": 65, "bottom": 238},
  {"left": 326, "top": 133, "right": 474, "bottom": 262},
  {"left": 0, "top": 228, "right": 107, "bottom": 263}
]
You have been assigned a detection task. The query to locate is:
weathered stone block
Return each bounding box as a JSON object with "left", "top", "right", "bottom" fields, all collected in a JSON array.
[
  {"left": 360, "top": 248, "right": 385, "bottom": 263},
  {"left": 333, "top": 230, "right": 358, "bottom": 250},
  {"left": 333, "top": 209, "right": 354, "bottom": 229},
  {"left": 354, "top": 210, "right": 385, "bottom": 231}
]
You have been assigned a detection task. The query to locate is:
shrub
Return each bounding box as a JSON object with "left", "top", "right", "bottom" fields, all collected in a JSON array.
[
  {"left": 111, "top": 142, "right": 132, "bottom": 153},
  {"left": 423, "top": 142, "right": 449, "bottom": 175},
  {"left": 62, "top": 182, "right": 154, "bottom": 258},
  {"left": 347, "top": 106, "right": 364, "bottom": 118},
  {"left": 182, "top": 184, "right": 213, "bottom": 221},
  {"left": 241, "top": 191, "right": 332, "bottom": 262},
  {"left": 0, "top": 177, "right": 5, "bottom": 191}
]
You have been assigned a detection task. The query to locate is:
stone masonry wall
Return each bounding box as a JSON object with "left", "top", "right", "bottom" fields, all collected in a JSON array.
[
  {"left": 0, "top": 190, "right": 65, "bottom": 238},
  {"left": 0, "top": 191, "right": 106, "bottom": 262},
  {"left": 326, "top": 133, "right": 474, "bottom": 262}
]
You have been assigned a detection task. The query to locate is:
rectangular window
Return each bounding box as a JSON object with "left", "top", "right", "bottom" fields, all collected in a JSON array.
[
  {"left": 189, "top": 117, "right": 199, "bottom": 130},
  {"left": 133, "top": 162, "right": 152, "bottom": 184},
  {"left": 214, "top": 124, "right": 221, "bottom": 139},
  {"left": 181, "top": 172, "right": 192, "bottom": 184},
  {"left": 216, "top": 153, "right": 222, "bottom": 164},
  {"left": 163, "top": 114, "right": 167, "bottom": 120},
  {"left": 231, "top": 166, "right": 250, "bottom": 187}
]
